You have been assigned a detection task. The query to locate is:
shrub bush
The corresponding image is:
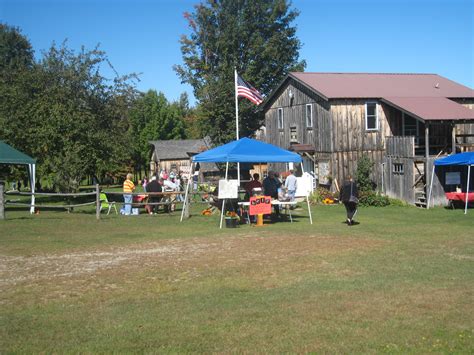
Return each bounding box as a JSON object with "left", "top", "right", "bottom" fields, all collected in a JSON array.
[
  {"left": 356, "top": 154, "right": 374, "bottom": 192},
  {"left": 388, "top": 197, "right": 408, "bottom": 207},
  {"left": 358, "top": 190, "right": 390, "bottom": 207}
]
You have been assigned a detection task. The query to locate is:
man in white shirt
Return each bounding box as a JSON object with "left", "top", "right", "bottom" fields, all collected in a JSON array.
[{"left": 284, "top": 169, "right": 297, "bottom": 202}]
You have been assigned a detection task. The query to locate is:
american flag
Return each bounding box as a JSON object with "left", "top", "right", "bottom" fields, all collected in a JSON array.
[{"left": 237, "top": 75, "right": 263, "bottom": 105}]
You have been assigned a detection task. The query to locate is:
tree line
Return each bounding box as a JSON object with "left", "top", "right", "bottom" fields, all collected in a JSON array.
[
  {"left": 0, "top": 0, "right": 304, "bottom": 192},
  {"left": 0, "top": 25, "right": 193, "bottom": 191}
]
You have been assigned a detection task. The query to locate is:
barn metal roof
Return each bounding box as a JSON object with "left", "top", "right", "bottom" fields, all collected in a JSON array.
[
  {"left": 382, "top": 97, "right": 474, "bottom": 121},
  {"left": 290, "top": 73, "right": 474, "bottom": 99},
  {"left": 281, "top": 72, "right": 474, "bottom": 122}
]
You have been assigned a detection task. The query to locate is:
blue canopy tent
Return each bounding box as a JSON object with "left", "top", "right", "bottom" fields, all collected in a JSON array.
[
  {"left": 180, "top": 138, "right": 312, "bottom": 226},
  {"left": 428, "top": 152, "right": 474, "bottom": 214},
  {"left": 191, "top": 137, "right": 303, "bottom": 163}
]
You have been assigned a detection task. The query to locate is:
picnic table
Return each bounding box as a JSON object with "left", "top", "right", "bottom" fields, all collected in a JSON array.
[{"left": 131, "top": 192, "right": 182, "bottom": 213}]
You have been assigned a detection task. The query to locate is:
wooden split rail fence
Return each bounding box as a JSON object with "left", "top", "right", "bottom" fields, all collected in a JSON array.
[{"left": 0, "top": 183, "right": 217, "bottom": 220}]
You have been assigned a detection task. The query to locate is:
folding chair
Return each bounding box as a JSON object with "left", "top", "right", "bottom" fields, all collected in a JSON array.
[{"left": 100, "top": 192, "right": 118, "bottom": 215}]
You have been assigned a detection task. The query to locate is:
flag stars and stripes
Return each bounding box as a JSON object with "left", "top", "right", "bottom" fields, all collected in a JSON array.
[{"left": 237, "top": 75, "right": 264, "bottom": 105}]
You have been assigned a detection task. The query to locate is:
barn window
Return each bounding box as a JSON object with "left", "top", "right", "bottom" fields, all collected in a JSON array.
[
  {"left": 306, "top": 104, "right": 313, "bottom": 128},
  {"left": 365, "top": 102, "right": 378, "bottom": 131},
  {"left": 393, "top": 163, "right": 404, "bottom": 175},
  {"left": 290, "top": 126, "right": 298, "bottom": 143},
  {"left": 278, "top": 108, "right": 284, "bottom": 129}
]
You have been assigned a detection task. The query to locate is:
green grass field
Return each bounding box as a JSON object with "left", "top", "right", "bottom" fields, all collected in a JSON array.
[{"left": 1, "top": 203, "right": 473, "bottom": 353}]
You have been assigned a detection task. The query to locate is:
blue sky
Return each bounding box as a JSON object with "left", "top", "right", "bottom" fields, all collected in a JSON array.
[{"left": 1, "top": 0, "right": 473, "bottom": 106}]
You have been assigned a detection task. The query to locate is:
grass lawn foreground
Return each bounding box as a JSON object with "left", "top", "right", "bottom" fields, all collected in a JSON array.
[{"left": 1, "top": 204, "right": 473, "bottom": 352}]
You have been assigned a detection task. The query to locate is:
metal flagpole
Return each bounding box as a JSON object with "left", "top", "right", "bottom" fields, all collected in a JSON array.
[
  {"left": 235, "top": 68, "right": 241, "bottom": 184},
  {"left": 235, "top": 68, "right": 239, "bottom": 140}
]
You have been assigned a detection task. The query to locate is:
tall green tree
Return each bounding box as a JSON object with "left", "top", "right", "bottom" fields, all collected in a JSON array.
[
  {"left": 175, "top": 0, "right": 305, "bottom": 145},
  {"left": 0, "top": 28, "right": 138, "bottom": 191},
  {"left": 30, "top": 43, "right": 138, "bottom": 191},
  {"left": 129, "top": 90, "right": 187, "bottom": 173},
  {"left": 0, "top": 24, "right": 36, "bottom": 151},
  {"left": 0, "top": 23, "right": 34, "bottom": 71}
]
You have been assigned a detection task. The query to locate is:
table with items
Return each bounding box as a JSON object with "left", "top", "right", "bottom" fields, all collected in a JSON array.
[
  {"left": 238, "top": 199, "right": 297, "bottom": 223},
  {"left": 445, "top": 192, "right": 474, "bottom": 208}
]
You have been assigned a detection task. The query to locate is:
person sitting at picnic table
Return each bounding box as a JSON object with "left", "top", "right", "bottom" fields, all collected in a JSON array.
[
  {"left": 161, "top": 177, "right": 177, "bottom": 212},
  {"left": 263, "top": 171, "right": 281, "bottom": 219},
  {"left": 123, "top": 173, "right": 135, "bottom": 215},
  {"left": 244, "top": 173, "right": 263, "bottom": 200},
  {"left": 145, "top": 175, "right": 162, "bottom": 215}
]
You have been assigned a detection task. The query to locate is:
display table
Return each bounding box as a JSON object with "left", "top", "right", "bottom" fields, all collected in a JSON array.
[
  {"left": 238, "top": 200, "right": 297, "bottom": 223},
  {"left": 445, "top": 192, "right": 474, "bottom": 207}
]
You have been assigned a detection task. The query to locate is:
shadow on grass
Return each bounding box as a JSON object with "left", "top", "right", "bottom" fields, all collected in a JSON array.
[{"left": 340, "top": 220, "right": 361, "bottom": 226}]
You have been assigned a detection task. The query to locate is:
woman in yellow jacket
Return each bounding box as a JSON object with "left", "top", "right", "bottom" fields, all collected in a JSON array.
[{"left": 123, "top": 173, "right": 135, "bottom": 215}]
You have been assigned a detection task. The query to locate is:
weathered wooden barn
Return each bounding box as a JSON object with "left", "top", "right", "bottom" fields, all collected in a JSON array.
[
  {"left": 262, "top": 73, "right": 474, "bottom": 206},
  {"left": 149, "top": 138, "right": 218, "bottom": 178}
]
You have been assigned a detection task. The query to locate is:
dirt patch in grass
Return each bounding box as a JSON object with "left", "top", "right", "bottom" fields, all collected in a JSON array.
[{"left": 0, "top": 234, "right": 383, "bottom": 292}]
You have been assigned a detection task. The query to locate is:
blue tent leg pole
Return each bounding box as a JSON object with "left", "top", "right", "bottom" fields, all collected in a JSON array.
[
  {"left": 180, "top": 161, "right": 193, "bottom": 222},
  {"left": 219, "top": 162, "right": 229, "bottom": 229},
  {"left": 301, "top": 162, "right": 313, "bottom": 224},
  {"left": 465, "top": 165, "right": 471, "bottom": 215}
]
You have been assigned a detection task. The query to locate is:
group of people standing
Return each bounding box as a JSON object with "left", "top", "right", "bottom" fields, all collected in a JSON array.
[
  {"left": 245, "top": 170, "right": 298, "bottom": 202},
  {"left": 243, "top": 170, "right": 298, "bottom": 220}
]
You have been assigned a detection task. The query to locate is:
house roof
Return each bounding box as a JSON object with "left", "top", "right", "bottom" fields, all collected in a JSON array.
[
  {"left": 290, "top": 73, "right": 474, "bottom": 99},
  {"left": 150, "top": 138, "right": 210, "bottom": 161}
]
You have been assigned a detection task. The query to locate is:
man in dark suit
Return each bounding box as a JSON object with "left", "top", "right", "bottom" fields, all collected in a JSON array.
[{"left": 339, "top": 175, "right": 359, "bottom": 225}]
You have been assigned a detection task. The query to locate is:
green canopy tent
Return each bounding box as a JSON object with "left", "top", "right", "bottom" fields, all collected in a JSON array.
[{"left": 0, "top": 141, "right": 36, "bottom": 213}]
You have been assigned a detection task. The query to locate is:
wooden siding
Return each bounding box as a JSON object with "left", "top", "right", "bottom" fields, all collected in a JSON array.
[
  {"left": 328, "top": 100, "right": 393, "bottom": 188},
  {"left": 152, "top": 159, "right": 191, "bottom": 175},
  {"left": 329, "top": 100, "right": 392, "bottom": 152},
  {"left": 265, "top": 79, "right": 331, "bottom": 152},
  {"left": 383, "top": 157, "right": 451, "bottom": 206},
  {"left": 386, "top": 136, "right": 415, "bottom": 157},
  {"left": 331, "top": 150, "right": 385, "bottom": 189},
  {"left": 453, "top": 99, "right": 474, "bottom": 145},
  {"left": 383, "top": 157, "right": 415, "bottom": 203},
  {"left": 426, "top": 158, "right": 453, "bottom": 207},
  {"left": 384, "top": 104, "right": 403, "bottom": 135}
]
